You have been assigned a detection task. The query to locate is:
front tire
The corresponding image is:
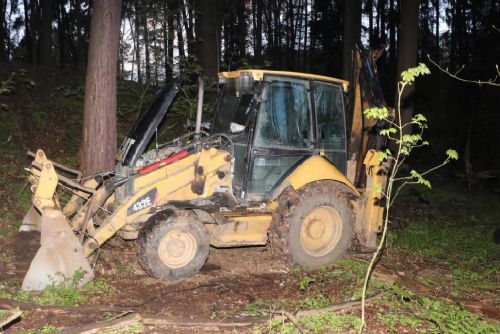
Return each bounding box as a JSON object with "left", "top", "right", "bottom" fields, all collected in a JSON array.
[
  {"left": 273, "top": 181, "right": 355, "bottom": 267},
  {"left": 137, "top": 210, "right": 209, "bottom": 280}
]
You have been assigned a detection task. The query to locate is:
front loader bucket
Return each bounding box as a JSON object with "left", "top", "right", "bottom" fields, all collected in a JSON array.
[
  {"left": 19, "top": 205, "right": 42, "bottom": 232},
  {"left": 22, "top": 209, "right": 94, "bottom": 290}
]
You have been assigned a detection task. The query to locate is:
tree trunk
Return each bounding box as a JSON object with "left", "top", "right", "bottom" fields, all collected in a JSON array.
[
  {"left": 81, "top": 0, "right": 122, "bottom": 177},
  {"left": 177, "top": 11, "right": 185, "bottom": 60},
  {"left": 40, "top": 0, "right": 54, "bottom": 67},
  {"left": 162, "top": 2, "right": 169, "bottom": 81},
  {"left": 342, "top": 0, "right": 361, "bottom": 80},
  {"left": 167, "top": 0, "right": 175, "bottom": 80},
  {"left": 366, "top": 0, "right": 373, "bottom": 43},
  {"left": 57, "top": 1, "right": 67, "bottom": 68},
  {"left": 182, "top": 0, "right": 195, "bottom": 56},
  {"left": 134, "top": 0, "right": 141, "bottom": 83},
  {"left": 29, "top": 0, "right": 39, "bottom": 65},
  {"left": 195, "top": 0, "right": 218, "bottom": 77},
  {"left": 22, "top": 0, "right": 33, "bottom": 63},
  {"left": 0, "top": 0, "right": 8, "bottom": 61},
  {"left": 434, "top": 0, "right": 439, "bottom": 59},
  {"left": 395, "top": 0, "right": 419, "bottom": 134},
  {"left": 142, "top": 2, "right": 150, "bottom": 82}
]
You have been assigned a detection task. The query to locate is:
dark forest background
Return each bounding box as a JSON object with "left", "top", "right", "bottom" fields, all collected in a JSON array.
[{"left": 0, "top": 0, "right": 499, "bottom": 175}]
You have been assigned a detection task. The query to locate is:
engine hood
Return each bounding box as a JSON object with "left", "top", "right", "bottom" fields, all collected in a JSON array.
[{"left": 117, "top": 78, "right": 181, "bottom": 168}]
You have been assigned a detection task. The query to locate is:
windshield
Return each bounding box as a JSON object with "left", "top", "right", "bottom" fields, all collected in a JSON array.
[{"left": 211, "top": 79, "right": 254, "bottom": 134}]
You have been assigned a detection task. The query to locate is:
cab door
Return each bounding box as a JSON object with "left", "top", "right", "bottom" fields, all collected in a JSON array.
[
  {"left": 312, "top": 81, "right": 347, "bottom": 173},
  {"left": 245, "top": 75, "right": 314, "bottom": 199}
]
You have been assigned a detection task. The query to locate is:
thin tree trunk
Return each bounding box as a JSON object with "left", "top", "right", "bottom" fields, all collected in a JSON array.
[
  {"left": 434, "top": 0, "right": 439, "bottom": 59},
  {"left": 177, "top": 11, "right": 185, "bottom": 60},
  {"left": 152, "top": 2, "right": 159, "bottom": 86},
  {"left": 29, "top": 0, "right": 38, "bottom": 65},
  {"left": 81, "top": 0, "right": 122, "bottom": 176},
  {"left": 0, "top": 0, "right": 8, "bottom": 61},
  {"left": 57, "top": 1, "right": 67, "bottom": 68},
  {"left": 167, "top": 0, "right": 175, "bottom": 80},
  {"left": 367, "top": 0, "right": 373, "bottom": 43},
  {"left": 143, "top": 1, "right": 151, "bottom": 82},
  {"left": 40, "top": 0, "right": 54, "bottom": 66},
  {"left": 162, "top": 2, "right": 168, "bottom": 81},
  {"left": 22, "top": 0, "right": 33, "bottom": 63},
  {"left": 182, "top": 0, "right": 195, "bottom": 56},
  {"left": 342, "top": 0, "right": 361, "bottom": 80},
  {"left": 195, "top": 0, "right": 218, "bottom": 77},
  {"left": 395, "top": 0, "right": 419, "bottom": 134},
  {"left": 134, "top": 0, "right": 141, "bottom": 83}
]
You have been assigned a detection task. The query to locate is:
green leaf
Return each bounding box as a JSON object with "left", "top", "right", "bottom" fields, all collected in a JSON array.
[
  {"left": 410, "top": 170, "right": 432, "bottom": 188},
  {"left": 400, "top": 63, "right": 431, "bottom": 84},
  {"left": 380, "top": 127, "right": 397, "bottom": 136},
  {"left": 446, "top": 149, "right": 459, "bottom": 160},
  {"left": 363, "top": 107, "right": 389, "bottom": 120}
]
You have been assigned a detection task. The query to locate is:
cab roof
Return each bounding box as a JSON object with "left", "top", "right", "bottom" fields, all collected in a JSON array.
[{"left": 219, "top": 69, "right": 349, "bottom": 92}]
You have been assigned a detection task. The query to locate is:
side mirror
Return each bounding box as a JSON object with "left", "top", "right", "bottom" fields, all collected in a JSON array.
[{"left": 254, "top": 81, "right": 270, "bottom": 102}]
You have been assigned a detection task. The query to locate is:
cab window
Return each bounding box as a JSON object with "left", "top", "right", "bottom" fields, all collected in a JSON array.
[
  {"left": 254, "top": 76, "right": 312, "bottom": 149},
  {"left": 313, "top": 81, "right": 347, "bottom": 172}
]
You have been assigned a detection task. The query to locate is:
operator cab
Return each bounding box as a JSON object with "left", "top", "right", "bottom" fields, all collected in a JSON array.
[{"left": 212, "top": 70, "right": 349, "bottom": 202}]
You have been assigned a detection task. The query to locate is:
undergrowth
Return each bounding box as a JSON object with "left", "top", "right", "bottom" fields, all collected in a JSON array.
[
  {"left": 377, "top": 284, "right": 500, "bottom": 333},
  {"left": 389, "top": 182, "right": 500, "bottom": 293},
  {"left": 10, "top": 272, "right": 115, "bottom": 307}
]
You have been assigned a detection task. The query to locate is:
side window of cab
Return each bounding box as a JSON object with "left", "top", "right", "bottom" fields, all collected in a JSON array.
[{"left": 313, "top": 81, "right": 347, "bottom": 173}]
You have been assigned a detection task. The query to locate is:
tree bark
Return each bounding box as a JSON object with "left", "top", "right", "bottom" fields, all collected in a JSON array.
[
  {"left": 134, "top": 0, "right": 142, "bottom": 83},
  {"left": 81, "top": 0, "right": 122, "bottom": 177},
  {"left": 177, "top": 11, "right": 185, "bottom": 60},
  {"left": 40, "top": 0, "right": 54, "bottom": 67},
  {"left": 166, "top": 0, "right": 175, "bottom": 80},
  {"left": 195, "top": 0, "right": 218, "bottom": 77},
  {"left": 0, "top": 0, "right": 8, "bottom": 61},
  {"left": 366, "top": 0, "right": 373, "bottom": 43},
  {"left": 342, "top": 0, "right": 361, "bottom": 80},
  {"left": 434, "top": 0, "right": 439, "bottom": 59},
  {"left": 142, "top": 1, "right": 151, "bottom": 82},
  {"left": 395, "top": 0, "right": 419, "bottom": 134}
]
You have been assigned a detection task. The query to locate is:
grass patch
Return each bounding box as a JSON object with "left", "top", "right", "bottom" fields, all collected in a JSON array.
[
  {"left": 14, "top": 272, "right": 115, "bottom": 307},
  {"left": 376, "top": 284, "right": 500, "bottom": 333},
  {"left": 390, "top": 182, "right": 500, "bottom": 292},
  {"left": 299, "top": 294, "right": 331, "bottom": 309},
  {"left": 260, "top": 312, "right": 361, "bottom": 334},
  {"left": 16, "top": 325, "right": 58, "bottom": 334},
  {"left": 244, "top": 298, "right": 288, "bottom": 317}
]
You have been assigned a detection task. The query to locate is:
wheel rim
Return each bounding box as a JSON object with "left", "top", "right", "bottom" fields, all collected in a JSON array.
[
  {"left": 300, "top": 206, "right": 342, "bottom": 257},
  {"left": 157, "top": 228, "right": 198, "bottom": 269}
]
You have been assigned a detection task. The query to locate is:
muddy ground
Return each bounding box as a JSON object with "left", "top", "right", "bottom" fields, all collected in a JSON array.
[{"left": 0, "top": 225, "right": 498, "bottom": 333}]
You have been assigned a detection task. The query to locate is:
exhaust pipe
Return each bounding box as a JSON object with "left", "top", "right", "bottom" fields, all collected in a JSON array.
[{"left": 195, "top": 76, "right": 204, "bottom": 137}]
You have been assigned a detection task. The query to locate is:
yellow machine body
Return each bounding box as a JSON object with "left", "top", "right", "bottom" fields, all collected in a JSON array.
[{"left": 23, "top": 50, "right": 389, "bottom": 289}]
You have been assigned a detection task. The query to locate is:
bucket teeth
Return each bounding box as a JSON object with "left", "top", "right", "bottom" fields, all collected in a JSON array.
[{"left": 22, "top": 209, "right": 94, "bottom": 291}]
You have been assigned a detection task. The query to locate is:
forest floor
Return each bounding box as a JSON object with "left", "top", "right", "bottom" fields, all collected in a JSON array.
[{"left": 0, "top": 67, "right": 499, "bottom": 333}]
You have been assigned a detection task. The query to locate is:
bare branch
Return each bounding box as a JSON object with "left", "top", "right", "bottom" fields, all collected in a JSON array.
[{"left": 427, "top": 55, "right": 500, "bottom": 87}]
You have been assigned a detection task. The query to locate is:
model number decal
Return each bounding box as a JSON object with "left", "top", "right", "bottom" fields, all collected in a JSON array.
[{"left": 127, "top": 188, "right": 157, "bottom": 216}]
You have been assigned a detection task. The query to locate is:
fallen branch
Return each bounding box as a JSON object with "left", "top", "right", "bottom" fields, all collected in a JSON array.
[
  {"left": 60, "top": 313, "right": 142, "bottom": 334},
  {"left": 142, "top": 316, "right": 254, "bottom": 328},
  {"left": 0, "top": 298, "right": 134, "bottom": 314},
  {"left": 281, "top": 311, "right": 305, "bottom": 333},
  {"left": 0, "top": 307, "right": 22, "bottom": 329},
  {"left": 353, "top": 260, "right": 500, "bottom": 322},
  {"left": 295, "top": 292, "right": 384, "bottom": 317}
]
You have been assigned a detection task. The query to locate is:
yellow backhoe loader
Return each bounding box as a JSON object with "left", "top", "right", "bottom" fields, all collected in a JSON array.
[{"left": 20, "top": 47, "right": 388, "bottom": 290}]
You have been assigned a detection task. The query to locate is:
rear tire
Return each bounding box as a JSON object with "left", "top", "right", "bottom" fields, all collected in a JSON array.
[
  {"left": 272, "top": 181, "right": 355, "bottom": 267},
  {"left": 137, "top": 210, "right": 209, "bottom": 280}
]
